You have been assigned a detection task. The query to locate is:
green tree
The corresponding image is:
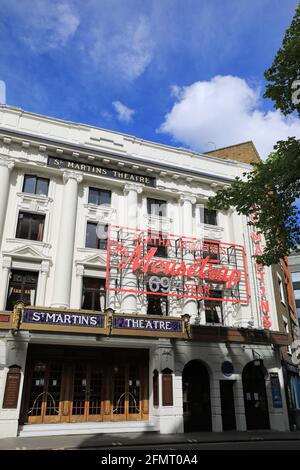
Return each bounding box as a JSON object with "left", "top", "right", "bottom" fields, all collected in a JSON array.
[
  {"left": 208, "top": 138, "right": 300, "bottom": 265},
  {"left": 264, "top": 3, "right": 300, "bottom": 116},
  {"left": 208, "top": 5, "right": 300, "bottom": 265}
]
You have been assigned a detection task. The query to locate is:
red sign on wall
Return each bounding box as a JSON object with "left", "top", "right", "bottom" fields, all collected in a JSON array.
[{"left": 106, "top": 225, "right": 250, "bottom": 304}]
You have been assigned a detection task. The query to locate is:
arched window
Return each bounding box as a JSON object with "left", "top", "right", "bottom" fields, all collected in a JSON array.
[{"left": 162, "top": 368, "right": 173, "bottom": 406}]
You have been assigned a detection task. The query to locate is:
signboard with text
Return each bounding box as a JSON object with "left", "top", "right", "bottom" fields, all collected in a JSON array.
[
  {"left": 47, "top": 156, "right": 156, "bottom": 187},
  {"left": 20, "top": 307, "right": 107, "bottom": 334},
  {"left": 111, "top": 314, "right": 185, "bottom": 338},
  {"left": 106, "top": 225, "right": 250, "bottom": 304}
]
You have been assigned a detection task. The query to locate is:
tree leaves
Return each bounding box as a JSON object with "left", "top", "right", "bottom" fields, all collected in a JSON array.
[
  {"left": 264, "top": 4, "right": 300, "bottom": 116},
  {"left": 208, "top": 138, "right": 300, "bottom": 265}
]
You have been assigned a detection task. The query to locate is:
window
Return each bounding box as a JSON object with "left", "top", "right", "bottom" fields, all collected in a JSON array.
[
  {"left": 162, "top": 368, "right": 173, "bottom": 406},
  {"left": 85, "top": 222, "right": 108, "bottom": 250},
  {"left": 277, "top": 273, "right": 286, "bottom": 305},
  {"left": 147, "top": 294, "right": 168, "bottom": 316},
  {"left": 204, "top": 290, "right": 223, "bottom": 324},
  {"left": 153, "top": 370, "right": 159, "bottom": 407},
  {"left": 147, "top": 231, "right": 167, "bottom": 257},
  {"left": 6, "top": 270, "right": 38, "bottom": 311},
  {"left": 147, "top": 198, "right": 167, "bottom": 217},
  {"left": 81, "top": 277, "right": 106, "bottom": 311},
  {"left": 283, "top": 316, "right": 292, "bottom": 355},
  {"left": 16, "top": 212, "right": 45, "bottom": 241},
  {"left": 88, "top": 188, "right": 111, "bottom": 206},
  {"left": 147, "top": 278, "right": 168, "bottom": 316},
  {"left": 202, "top": 241, "right": 220, "bottom": 261},
  {"left": 23, "top": 175, "right": 49, "bottom": 196},
  {"left": 201, "top": 208, "right": 217, "bottom": 226}
]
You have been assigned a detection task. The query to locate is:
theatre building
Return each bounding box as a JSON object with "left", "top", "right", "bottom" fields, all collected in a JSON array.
[{"left": 0, "top": 105, "right": 291, "bottom": 438}]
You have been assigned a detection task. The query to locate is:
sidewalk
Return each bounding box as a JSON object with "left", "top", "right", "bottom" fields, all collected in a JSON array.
[{"left": 1, "top": 430, "right": 300, "bottom": 450}]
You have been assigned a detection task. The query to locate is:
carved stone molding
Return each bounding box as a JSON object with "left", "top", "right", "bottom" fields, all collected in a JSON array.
[
  {"left": 0, "top": 156, "right": 14, "bottom": 170},
  {"left": 123, "top": 183, "right": 143, "bottom": 195},
  {"left": 179, "top": 193, "right": 197, "bottom": 205},
  {"left": 17, "top": 193, "right": 52, "bottom": 213},
  {"left": 62, "top": 170, "right": 83, "bottom": 185}
]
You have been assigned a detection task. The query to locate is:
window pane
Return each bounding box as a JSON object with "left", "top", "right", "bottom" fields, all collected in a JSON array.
[
  {"left": 16, "top": 212, "right": 30, "bottom": 239},
  {"left": 16, "top": 212, "right": 45, "bottom": 241},
  {"left": 6, "top": 270, "right": 38, "bottom": 310},
  {"left": 292, "top": 272, "right": 300, "bottom": 282},
  {"left": 30, "top": 214, "right": 45, "bottom": 241},
  {"left": 36, "top": 178, "right": 49, "bottom": 196},
  {"left": 86, "top": 222, "right": 98, "bottom": 248},
  {"left": 88, "top": 188, "right": 99, "bottom": 205},
  {"left": 147, "top": 231, "right": 167, "bottom": 257},
  {"left": 201, "top": 208, "right": 217, "bottom": 225},
  {"left": 23, "top": 175, "right": 36, "bottom": 194},
  {"left": 202, "top": 242, "right": 219, "bottom": 260},
  {"left": 89, "top": 188, "right": 111, "bottom": 206},
  {"left": 99, "top": 190, "right": 111, "bottom": 206},
  {"left": 97, "top": 224, "right": 108, "bottom": 250},
  {"left": 147, "top": 198, "right": 166, "bottom": 217},
  {"left": 82, "top": 278, "right": 106, "bottom": 311}
]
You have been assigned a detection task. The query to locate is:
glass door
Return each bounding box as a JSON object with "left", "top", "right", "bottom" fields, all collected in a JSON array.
[
  {"left": 26, "top": 361, "right": 62, "bottom": 424},
  {"left": 70, "top": 364, "right": 103, "bottom": 422},
  {"left": 111, "top": 365, "right": 142, "bottom": 420}
]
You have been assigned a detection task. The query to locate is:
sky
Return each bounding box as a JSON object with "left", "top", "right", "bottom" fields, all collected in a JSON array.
[{"left": 0, "top": 0, "right": 300, "bottom": 159}]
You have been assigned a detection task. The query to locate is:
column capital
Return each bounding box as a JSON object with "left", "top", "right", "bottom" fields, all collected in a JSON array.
[
  {"left": 76, "top": 264, "right": 85, "bottom": 276},
  {"left": 2, "top": 255, "right": 12, "bottom": 269},
  {"left": 62, "top": 170, "right": 83, "bottom": 185},
  {"left": 179, "top": 193, "right": 196, "bottom": 205},
  {"left": 124, "top": 183, "right": 143, "bottom": 195},
  {"left": 0, "top": 156, "right": 14, "bottom": 170},
  {"left": 41, "top": 260, "right": 50, "bottom": 274}
]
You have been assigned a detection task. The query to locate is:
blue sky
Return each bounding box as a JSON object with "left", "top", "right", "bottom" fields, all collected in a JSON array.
[{"left": 0, "top": 0, "right": 300, "bottom": 158}]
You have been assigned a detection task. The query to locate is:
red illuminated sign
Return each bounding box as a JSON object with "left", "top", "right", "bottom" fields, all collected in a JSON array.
[
  {"left": 106, "top": 225, "right": 250, "bottom": 304},
  {"left": 249, "top": 213, "right": 272, "bottom": 329}
]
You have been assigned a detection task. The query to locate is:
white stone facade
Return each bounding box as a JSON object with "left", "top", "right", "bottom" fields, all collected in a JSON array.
[{"left": 0, "top": 105, "right": 289, "bottom": 437}]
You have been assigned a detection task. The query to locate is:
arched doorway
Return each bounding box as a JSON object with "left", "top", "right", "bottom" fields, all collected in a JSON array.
[
  {"left": 182, "top": 360, "right": 212, "bottom": 432},
  {"left": 242, "top": 360, "right": 270, "bottom": 430}
]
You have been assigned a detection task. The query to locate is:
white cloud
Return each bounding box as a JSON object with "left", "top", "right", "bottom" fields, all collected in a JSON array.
[
  {"left": 6, "top": 0, "right": 80, "bottom": 52},
  {"left": 112, "top": 101, "right": 135, "bottom": 123},
  {"left": 89, "top": 15, "right": 154, "bottom": 81},
  {"left": 159, "top": 75, "right": 300, "bottom": 159},
  {"left": 0, "top": 81, "right": 6, "bottom": 104}
]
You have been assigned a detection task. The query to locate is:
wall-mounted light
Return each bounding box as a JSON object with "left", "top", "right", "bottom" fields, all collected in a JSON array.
[
  {"left": 105, "top": 308, "right": 115, "bottom": 335},
  {"left": 181, "top": 313, "right": 191, "bottom": 339}
]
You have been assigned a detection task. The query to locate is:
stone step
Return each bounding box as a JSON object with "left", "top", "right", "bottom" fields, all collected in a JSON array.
[{"left": 18, "top": 420, "right": 158, "bottom": 437}]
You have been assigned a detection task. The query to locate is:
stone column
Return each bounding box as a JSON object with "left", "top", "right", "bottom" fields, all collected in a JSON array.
[
  {"left": 74, "top": 264, "right": 84, "bottom": 309},
  {"left": 0, "top": 157, "right": 14, "bottom": 247},
  {"left": 0, "top": 331, "right": 30, "bottom": 438},
  {"left": 234, "top": 378, "right": 247, "bottom": 430},
  {"left": 51, "top": 171, "right": 82, "bottom": 308},
  {"left": 211, "top": 378, "right": 223, "bottom": 431},
  {"left": 36, "top": 261, "right": 50, "bottom": 306},
  {"left": 0, "top": 256, "right": 12, "bottom": 310},
  {"left": 120, "top": 183, "right": 142, "bottom": 314},
  {"left": 179, "top": 194, "right": 198, "bottom": 319}
]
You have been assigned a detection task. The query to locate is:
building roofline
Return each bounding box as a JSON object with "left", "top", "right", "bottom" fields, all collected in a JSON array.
[
  {"left": 0, "top": 105, "right": 253, "bottom": 183},
  {"left": 205, "top": 140, "right": 261, "bottom": 161}
]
